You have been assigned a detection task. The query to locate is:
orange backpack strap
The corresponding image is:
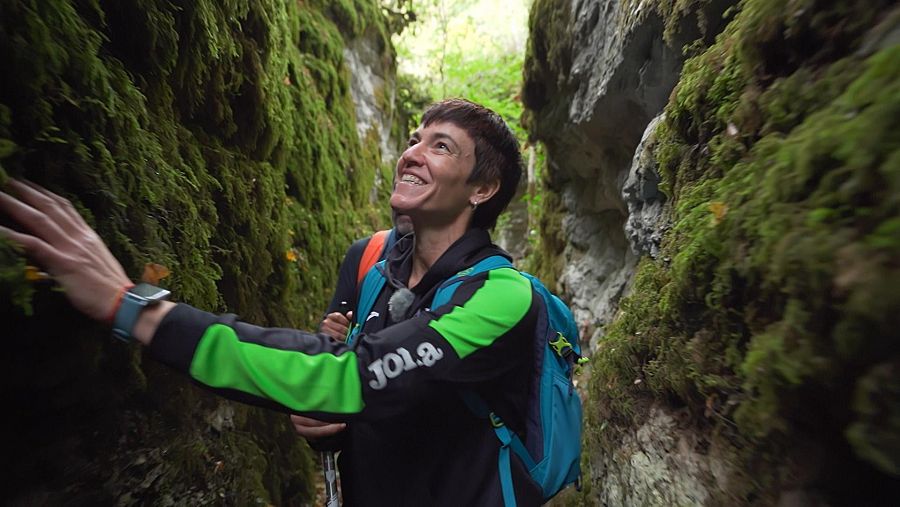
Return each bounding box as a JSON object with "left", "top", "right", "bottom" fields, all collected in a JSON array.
[{"left": 357, "top": 230, "right": 391, "bottom": 286}]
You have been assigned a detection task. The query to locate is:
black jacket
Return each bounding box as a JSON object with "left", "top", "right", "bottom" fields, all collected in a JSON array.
[{"left": 148, "top": 228, "right": 542, "bottom": 506}]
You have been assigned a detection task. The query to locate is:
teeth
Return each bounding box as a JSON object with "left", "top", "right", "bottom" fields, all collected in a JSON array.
[{"left": 401, "top": 174, "right": 425, "bottom": 185}]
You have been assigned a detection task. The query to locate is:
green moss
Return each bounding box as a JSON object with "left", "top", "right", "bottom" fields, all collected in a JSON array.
[
  {"left": 623, "top": 0, "right": 896, "bottom": 500},
  {"left": 622, "top": 0, "right": 718, "bottom": 43},
  {"left": 1, "top": 0, "right": 395, "bottom": 502},
  {"left": 521, "top": 0, "right": 573, "bottom": 117},
  {"left": 520, "top": 147, "right": 567, "bottom": 289},
  {"left": 0, "top": 241, "right": 33, "bottom": 315},
  {"left": 846, "top": 360, "right": 900, "bottom": 476},
  {"left": 526, "top": 0, "right": 899, "bottom": 502}
]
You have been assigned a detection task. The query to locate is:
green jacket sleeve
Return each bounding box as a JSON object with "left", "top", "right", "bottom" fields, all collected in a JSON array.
[{"left": 147, "top": 268, "right": 535, "bottom": 421}]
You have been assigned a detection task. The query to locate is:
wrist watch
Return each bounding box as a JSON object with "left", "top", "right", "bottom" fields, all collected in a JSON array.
[{"left": 112, "top": 282, "right": 171, "bottom": 342}]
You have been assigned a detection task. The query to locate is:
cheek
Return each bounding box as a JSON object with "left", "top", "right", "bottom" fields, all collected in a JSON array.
[{"left": 444, "top": 174, "right": 472, "bottom": 195}]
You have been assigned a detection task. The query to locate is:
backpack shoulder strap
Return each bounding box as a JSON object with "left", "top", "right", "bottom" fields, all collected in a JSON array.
[
  {"left": 347, "top": 259, "right": 387, "bottom": 345},
  {"left": 431, "top": 255, "right": 514, "bottom": 310},
  {"left": 356, "top": 230, "right": 391, "bottom": 286},
  {"left": 383, "top": 227, "right": 399, "bottom": 255},
  {"left": 432, "top": 255, "right": 527, "bottom": 507}
]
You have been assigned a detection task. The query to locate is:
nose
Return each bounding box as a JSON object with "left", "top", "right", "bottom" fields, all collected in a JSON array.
[{"left": 400, "top": 142, "right": 425, "bottom": 168}]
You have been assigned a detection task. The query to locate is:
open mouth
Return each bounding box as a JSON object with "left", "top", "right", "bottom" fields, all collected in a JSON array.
[{"left": 399, "top": 174, "right": 426, "bottom": 185}]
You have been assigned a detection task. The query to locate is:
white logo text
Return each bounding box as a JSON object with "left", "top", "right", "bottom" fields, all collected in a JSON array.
[{"left": 367, "top": 343, "right": 445, "bottom": 390}]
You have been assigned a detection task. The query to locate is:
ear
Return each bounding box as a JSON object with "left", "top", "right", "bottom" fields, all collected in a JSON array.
[{"left": 470, "top": 178, "right": 500, "bottom": 207}]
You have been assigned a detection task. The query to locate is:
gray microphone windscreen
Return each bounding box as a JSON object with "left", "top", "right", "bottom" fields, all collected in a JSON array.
[{"left": 388, "top": 288, "right": 415, "bottom": 322}]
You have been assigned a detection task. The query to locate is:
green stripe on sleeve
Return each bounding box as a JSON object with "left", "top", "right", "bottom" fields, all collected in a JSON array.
[
  {"left": 428, "top": 268, "right": 532, "bottom": 358},
  {"left": 189, "top": 324, "right": 364, "bottom": 414}
]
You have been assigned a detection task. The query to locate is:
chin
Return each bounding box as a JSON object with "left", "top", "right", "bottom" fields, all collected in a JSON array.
[{"left": 390, "top": 195, "right": 414, "bottom": 213}]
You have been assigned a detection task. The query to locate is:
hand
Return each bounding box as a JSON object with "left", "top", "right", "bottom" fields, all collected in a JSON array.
[
  {"left": 0, "top": 180, "right": 133, "bottom": 321},
  {"left": 290, "top": 414, "right": 346, "bottom": 440},
  {"left": 320, "top": 311, "right": 352, "bottom": 341}
]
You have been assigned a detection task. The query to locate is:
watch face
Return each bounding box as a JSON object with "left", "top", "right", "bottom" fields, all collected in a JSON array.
[{"left": 130, "top": 282, "right": 171, "bottom": 300}]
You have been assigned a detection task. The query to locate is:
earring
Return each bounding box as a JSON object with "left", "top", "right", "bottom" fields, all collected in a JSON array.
[{"left": 471, "top": 200, "right": 479, "bottom": 210}]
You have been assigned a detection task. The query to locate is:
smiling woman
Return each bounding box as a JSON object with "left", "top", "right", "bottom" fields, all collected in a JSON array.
[
  {"left": 0, "top": 99, "right": 571, "bottom": 506},
  {"left": 406, "top": 99, "right": 523, "bottom": 227},
  {"left": 392, "top": 122, "right": 486, "bottom": 243}
]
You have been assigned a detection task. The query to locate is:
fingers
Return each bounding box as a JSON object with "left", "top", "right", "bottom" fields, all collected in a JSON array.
[
  {"left": 18, "top": 180, "right": 88, "bottom": 233},
  {"left": 324, "top": 311, "right": 350, "bottom": 322},
  {"left": 22, "top": 182, "right": 127, "bottom": 275},
  {"left": 3, "top": 181, "right": 101, "bottom": 252},
  {"left": 0, "top": 190, "right": 71, "bottom": 249},
  {"left": 0, "top": 224, "right": 69, "bottom": 271},
  {"left": 1, "top": 181, "right": 134, "bottom": 321},
  {"left": 8, "top": 179, "right": 69, "bottom": 215},
  {"left": 325, "top": 311, "right": 350, "bottom": 326},
  {"left": 7, "top": 180, "right": 83, "bottom": 234},
  {"left": 289, "top": 415, "right": 346, "bottom": 439},
  {"left": 320, "top": 314, "right": 350, "bottom": 341},
  {"left": 290, "top": 414, "right": 329, "bottom": 426},
  {"left": 320, "top": 326, "right": 344, "bottom": 341},
  {"left": 3, "top": 181, "right": 129, "bottom": 281}
]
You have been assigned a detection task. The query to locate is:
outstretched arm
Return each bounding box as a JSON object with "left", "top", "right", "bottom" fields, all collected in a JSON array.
[
  {"left": 0, "top": 180, "right": 173, "bottom": 344},
  {"left": 1, "top": 180, "right": 536, "bottom": 422}
]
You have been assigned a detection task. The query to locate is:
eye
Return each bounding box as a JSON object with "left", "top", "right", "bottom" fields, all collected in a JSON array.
[
  {"left": 407, "top": 137, "right": 418, "bottom": 147},
  {"left": 436, "top": 142, "right": 450, "bottom": 152}
]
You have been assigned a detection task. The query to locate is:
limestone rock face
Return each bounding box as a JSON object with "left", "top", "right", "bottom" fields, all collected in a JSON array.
[
  {"left": 528, "top": 0, "right": 900, "bottom": 504},
  {"left": 525, "top": 0, "right": 721, "bottom": 347},
  {"left": 622, "top": 114, "right": 667, "bottom": 258},
  {"left": 524, "top": 0, "right": 736, "bottom": 502},
  {"left": 344, "top": 30, "right": 399, "bottom": 201},
  {"left": 495, "top": 148, "right": 536, "bottom": 263},
  {"left": 594, "top": 405, "right": 731, "bottom": 507},
  {"left": 494, "top": 183, "right": 531, "bottom": 262}
]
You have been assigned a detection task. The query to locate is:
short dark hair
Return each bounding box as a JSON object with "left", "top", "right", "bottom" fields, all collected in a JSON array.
[{"left": 420, "top": 98, "right": 522, "bottom": 229}]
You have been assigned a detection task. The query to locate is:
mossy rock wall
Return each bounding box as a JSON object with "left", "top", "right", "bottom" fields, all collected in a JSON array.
[
  {"left": 0, "top": 0, "right": 397, "bottom": 503},
  {"left": 525, "top": 0, "right": 900, "bottom": 504}
]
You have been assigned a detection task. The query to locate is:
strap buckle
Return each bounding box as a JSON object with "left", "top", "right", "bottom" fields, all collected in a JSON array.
[
  {"left": 551, "top": 331, "right": 589, "bottom": 377},
  {"left": 549, "top": 332, "right": 573, "bottom": 357}
]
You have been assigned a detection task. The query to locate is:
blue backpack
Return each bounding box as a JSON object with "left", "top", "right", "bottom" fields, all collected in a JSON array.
[{"left": 348, "top": 255, "right": 585, "bottom": 505}]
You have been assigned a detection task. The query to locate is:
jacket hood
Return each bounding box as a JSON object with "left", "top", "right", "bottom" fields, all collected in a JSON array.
[{"left": 381, "top": 228, "right": 511, "bottom": 320}]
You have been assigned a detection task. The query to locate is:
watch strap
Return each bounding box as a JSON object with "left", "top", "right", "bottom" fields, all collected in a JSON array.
[{"left": 112, "top": 291, "right": 149, "bottom": 342}]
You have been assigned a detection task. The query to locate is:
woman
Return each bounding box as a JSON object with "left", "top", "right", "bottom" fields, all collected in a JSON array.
[{"left": 0, "top": 99, "right": 542, "bottom": 505}]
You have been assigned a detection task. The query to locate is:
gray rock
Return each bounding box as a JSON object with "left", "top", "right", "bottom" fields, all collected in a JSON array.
[
  {"left": 526, "top": 0, "right": 694, "bottom": 350},
  {"left": 567, "top": 0, "right": 686, "bottom": 129},
  {"left": 524, "top": 0, "right": 734, "bottom": 501},
  {"left": 206, "top": 402, "right": 235, "bottom": 433},
  {"left": 343, "top": 29, "right": 398, "bottom": 201},
  {"left": 525, "top": 0, "right": 728, "bottom": 344},
  {"left": 622, "top": 114, "right": 667, "bottom": 258},
  {"left": 593, "top": 405, "right": 734, "bottom": 506},
  {"left": 495, "top": 148, "right": 535, "bottom": 263},
  {"left": 559, "top": 205, "right": 637, "bottom": 351},
  {"left": 494, "top": 187, "right": 531, "bottom": 263}
]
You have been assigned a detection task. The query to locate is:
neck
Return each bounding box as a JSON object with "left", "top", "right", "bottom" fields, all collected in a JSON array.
[{"left": 409, "top": 220, "right": 470, "bottom": 288}]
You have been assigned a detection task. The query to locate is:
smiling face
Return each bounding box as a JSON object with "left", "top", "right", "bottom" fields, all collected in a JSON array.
[{"left": 390, "top": 121, "right": 496, "bottom": 229}]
